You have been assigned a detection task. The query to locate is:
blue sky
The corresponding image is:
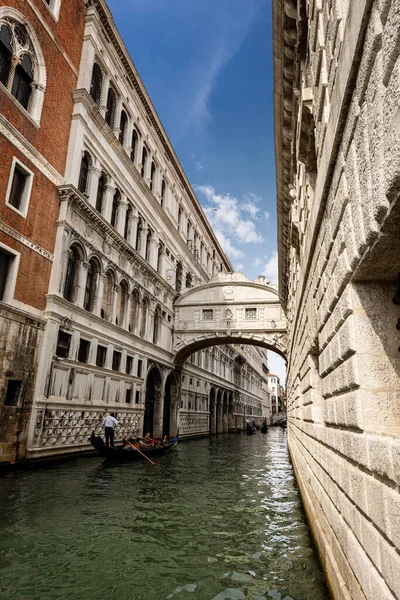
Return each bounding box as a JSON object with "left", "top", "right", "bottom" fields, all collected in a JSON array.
[{"left": 107, "top": 0, "right": 285, "bottom": 383}]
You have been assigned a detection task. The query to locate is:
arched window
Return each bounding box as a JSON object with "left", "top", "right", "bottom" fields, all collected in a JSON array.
[
  {"left": 160, "top": 180, "right": 166, "bottom": 208},
  {"left": 0, "top": 15, "right": 46, "bottom": 121},
  {"left": 63, "top": 246, "right": 78, "bottom": 302},
  {"left": 83, "top": 259, "right": 98, "bottom": 312},
  {"left": 131, "top": 129, "right": 138, "bottom": 162},
  {"left": 185, "top": 272, "right": 192, "bottom": 289},
  {"left": 124, "top": 203, "right": 132, "bottom": 240},
  {"left": 111, "top": 189, "right": 120, "bottom": 227},
  {"left": 101, "top": 271, "right": 114, "bottom": 321},
  {"left": 140, "top": 297, "right": 148, "bottom": 339},
  {"left": 96, "top": 172, "right": 107, "bottom": 213},
  {"left": 129, "top": 289, "right": 139, "bottom": 333},
  {"left": 119, "top": 109, "right": 127, "bottom": 145},
  {"left": 141, "top": 146, "right": 148, "bottom": 178},
  {"left": 145, "top": 229, "right": 152, "bottom": 262},
  {"left": 153, "top": 306, "right": 161, "bottom": 344},
  {"left": 116, "top": 280, "right": 128, "bottom": 327},
  {"left": 135, "top": 217, "right": 143, "bottom": 252},
  {"left": 90, "top": 63, "right": 102, "bottom": 105},
  {"left": 78, "top": 152, "right": 90, "bottom": 194},
  {"left": 105, "top": 87, "right": 116, "bottom": 128},
  {"left": 149, "top": 161, "right": 156, "bottom": 191},
  {"left": 176, "top": 262, "right": 182, "bottom": 293}
]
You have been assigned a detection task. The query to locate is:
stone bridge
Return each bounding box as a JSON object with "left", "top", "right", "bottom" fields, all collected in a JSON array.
[{"left": 173, "top": 272, "right": 287, "bottom": 364}]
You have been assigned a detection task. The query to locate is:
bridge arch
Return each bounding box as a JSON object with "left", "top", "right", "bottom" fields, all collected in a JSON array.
[{"left": 173, "top": 272, "right": 287, "bottom": 365}]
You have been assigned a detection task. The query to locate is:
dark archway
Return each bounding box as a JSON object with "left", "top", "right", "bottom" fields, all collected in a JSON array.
[
  {"left": 209, "top": 387, "right": 216, "bottom": 435},
  {"left": 144, "top": 366, "right": 162, "bottom": 436},
  {"left": 228, "top": 391, "right": 235, "bottom": 431},
  {"left": 163, "top": 372, "right": 178, "bottom": 439},
  {"left": 216, "top": 389, "right": 223, "bottom": 435}
]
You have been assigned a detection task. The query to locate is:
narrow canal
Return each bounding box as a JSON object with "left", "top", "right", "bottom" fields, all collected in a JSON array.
[{"left": 0, "top": 429, "right": 330, "bottom": 600}]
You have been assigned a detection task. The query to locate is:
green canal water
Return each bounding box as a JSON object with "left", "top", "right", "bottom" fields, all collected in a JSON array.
[{"left": 0, "top": 429, "right": 330, "bottom": 600}]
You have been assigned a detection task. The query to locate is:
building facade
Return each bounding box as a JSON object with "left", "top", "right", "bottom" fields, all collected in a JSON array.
[
  {"left": 266, "top": 373, "right": 281, "bottom": 415},
  {"left": 0, "top": 0, "right": 85, "bottom": 462},
  {"left": 274, "top": 0, "right": 400, "bottom": 598},
  {"left": 0, "top": 0, "right": 269, "bottom": 463}
]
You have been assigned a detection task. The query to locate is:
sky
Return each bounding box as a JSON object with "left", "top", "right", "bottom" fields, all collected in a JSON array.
[{"left": 107, "top": 0, "right": 285, "bottom": 384}]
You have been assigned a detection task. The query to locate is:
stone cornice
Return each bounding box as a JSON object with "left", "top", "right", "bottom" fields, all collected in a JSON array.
[{"left": 90, "top": 0, "right": 233, "bottom": 272}]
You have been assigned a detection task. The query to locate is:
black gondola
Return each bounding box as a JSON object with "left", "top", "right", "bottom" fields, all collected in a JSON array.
[{"left": 89, "top": 432, "right": 178, "bottom": 460}]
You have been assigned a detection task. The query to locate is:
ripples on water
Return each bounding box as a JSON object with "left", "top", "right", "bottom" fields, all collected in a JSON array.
[{"left": 0, "top": 429, "right": 330, "bottom": 600}]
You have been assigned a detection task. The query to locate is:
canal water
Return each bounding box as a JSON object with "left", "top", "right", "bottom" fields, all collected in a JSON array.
[{"left": 0, "top": 429, "right": 330, "bottom": 600}]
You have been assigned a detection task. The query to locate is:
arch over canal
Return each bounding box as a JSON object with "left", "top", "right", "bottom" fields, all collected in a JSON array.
[{"left": 173, "top": 272, "right": 287, "bottom": 364}]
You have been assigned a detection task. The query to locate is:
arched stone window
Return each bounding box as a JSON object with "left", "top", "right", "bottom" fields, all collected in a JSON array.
[
  {"left": 116, "top": 279, "right": 128, "bottom": 327},
  {"left": 119, "top": 109, "right": 127, "bottom": 145},
  {"left": 176, "top": 261, "right": 182, "bottom": 293},
  {"left": 145, "top": 229, "right": 152, "bottom": 262},
  {"left": 124, "top": 203, "right": 132, "bottom": 240},
  {"left": 0, "top": 12, "right": 46, "bottom": 121},
  {"left": 135, "top": 217, "right": 143, "bottom": 252},
  {"left": 131, "top": 128, "right": 138, "bottom": 162},
  {"left": 140, "top": 297, "right": 148, "bottom": 338},
  {"left": 105, "top": 86, "right": 116, "bottom": 128},
  {"left": 160, "top": 180, "right": 166, "bottom": 208},
  {"left": 153, "top": 306, "right": 161, "bottom": 344},
  {"left": 101, "top": 270, "right": 114, "bottom": 320},
  {"left": 90, "top": 62, "right": 102, "bottom": 105},
  {"left": 63, "top": 246, "right": 79, "bottom": 302},
  {"left": 78, "top": 151, "right": 91, "bottom": 194},
  {"left": 141, "top": 146, "right": 148, "bottom": 178},
  {"left": 129, "top": 289, "right": 139, "bottom": 333},
  {"left": 83, "top": 259, "right": 99, "bottom": 312},
  {"left": 96, "top": 172, "right": 107, "bottom": 213},
  {"left": 110, "top": 189, "right": 120, "bottom": 227},
  {"left": 149, "top": 161, "right": 156, "bottom": 191}
]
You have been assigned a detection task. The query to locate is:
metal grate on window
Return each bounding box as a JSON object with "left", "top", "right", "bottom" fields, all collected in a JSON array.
[{"left": 202, "top": 309, "right": 214, "bottom": 321}]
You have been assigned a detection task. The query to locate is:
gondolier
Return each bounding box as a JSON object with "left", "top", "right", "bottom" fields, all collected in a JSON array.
[{"left": 104, "top": 413, "right": 118, "bottom": 447}]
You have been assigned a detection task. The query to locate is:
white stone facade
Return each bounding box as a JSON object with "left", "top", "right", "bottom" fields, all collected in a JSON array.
[
  {"left": 26, "top": 0, "right": 268, "bottom": 458},
  {"left": 274, "top": 0, "right": 400, "bottom": 598}
]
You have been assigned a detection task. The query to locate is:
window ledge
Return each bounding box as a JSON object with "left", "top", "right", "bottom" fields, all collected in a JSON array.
[
  {"left": 0, "top": 83, "right": 40, "bottom": 129},
  {"left": 40, "top": 0, "right": 60, "bottom": 21}
]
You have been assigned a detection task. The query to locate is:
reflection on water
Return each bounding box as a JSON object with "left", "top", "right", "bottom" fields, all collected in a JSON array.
[{"left": 0, "top": 429, "right": 330, "bottom": 600}]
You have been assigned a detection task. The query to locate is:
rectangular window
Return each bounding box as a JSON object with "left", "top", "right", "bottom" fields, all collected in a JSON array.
[
  {"left": 56, "top": 330, "right": 71, "bottom": 358},
  {"left": 0, "top": 250, "right": 11, "bottom": 302},
  {"left": 126, "top": 355, "right": 133, "bottom": 375},
  {"left": 4, "top": 380, "right": 22, "bottom": 406},
  {"left": 5, "top": 159, "right": 34, "bottom": 217},
  {"left": 112, "top": 350, "right": 121, "bottom": 371},
  {"left": 96, "top": 345, "right": 107, "bottom": 368},
  {"left": 135, "top": 390, "right": 140, "bottom": 404},
  {"left": 137, "top": 359, "right": 143, "bottom": 377},
  {"left": 125, "top": 388, "right": 132, "bottom": 404},
  {"left": 77, "top": 339, "right": 90, "bottom": 363},
  {"left": 202, "top": 309, "right": 214, "bottom": 321}
]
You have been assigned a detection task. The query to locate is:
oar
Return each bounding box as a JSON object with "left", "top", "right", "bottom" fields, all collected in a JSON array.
[{"left": 123, "top": 438, "right": 156, "bottom": 465}]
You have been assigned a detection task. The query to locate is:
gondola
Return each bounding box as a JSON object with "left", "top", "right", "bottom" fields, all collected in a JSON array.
[{"left": 89, "top": 432, "right": 178, "bottom": 460}]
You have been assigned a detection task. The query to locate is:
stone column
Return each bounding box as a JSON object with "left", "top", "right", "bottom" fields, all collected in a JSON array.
[
  {"left": 93, "top": 273, "right": 105, "bottom": 318},
  {"left": 113, "top": 96, "right": 123, "bottom": 138},
  {"left": 210, "top": 401, "right": 217, "bottom": 435},
  {"left": 99, "top": 73, "right": 110, "bottom": 119},
  {"left": 139, "top": 223, "right": 148, "bottom": 258},
  {"left": 103, "top": 182, "right": 115, "bottom": 222},
  {"left": 128, "top": 209, "right": 138, "bottom": 248},
  {"left": 76, "top": 261, "right": 89, "bottom": 308},
  {"left": 149, "top": 235, "right": 159, "bottom": 270},
  {"left": 87, "top": 166, "right": 100, "bottom": 207},
  {"left": 116, "top": 195, "right": 128, "bottom": 237},
  {"left": 125, "top": 294, "right": 132, "bottom": 332},
  {"left": 111, "top": 284, "right": 119, "bottom": 324},
  {"left": 147, "top": 308, "right": 155, "bottom": 343},
  {"left": 217, "top": 401, "right": 224, "bottom": 434}
]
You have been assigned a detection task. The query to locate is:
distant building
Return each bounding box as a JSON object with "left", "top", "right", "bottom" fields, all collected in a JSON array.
[{"left": 266, "top": 373, "right": 280, "bottom": 415}]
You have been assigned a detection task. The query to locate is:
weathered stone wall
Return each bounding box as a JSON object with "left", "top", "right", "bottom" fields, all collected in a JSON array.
[{"left": 274, "top": 0, "right": 400, "bottom": 598}]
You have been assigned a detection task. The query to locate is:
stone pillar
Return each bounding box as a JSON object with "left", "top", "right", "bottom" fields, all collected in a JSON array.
[
  {"left": 87, "top": 166, "right": 100, "bottom": 207},
  {"left": 99, "top": 73, "right": 110, "bottom": 119},
  {"left": 152, "top": 384, "right": 164, "bottom": 439},
  {"left": 93, "top": 272, "right": 104, "bottom": 318},
  {"left": 111, "top": 284, "right": 119, "bottom": 324},
  {"left": 103, "top": 182, "right": 115, "bottom": 222},
  {"left": 113, "top": 96, "right": 123, "bottom": 138},
  {"left": 149, "top": 235, "right": 159, "bottom": 270},
  {"left": 76, "top": 261, "right": 89, "bottom": 308},
  {"left": 223, "top": 401, "right": 229, "bottom": 433},
  {"left": 128, "top": 211, "right": 138, "bottom": 248},
  {"left": 210, "top": 401, "right": 217, "bottom": 435},
  {"left": 122, "top": 290, "right": 130, "bottom": 330},
  {"left": 140, "top": 223, "right": 148, "bottom": 258},
  {"left": 116, "top": 195, "right": 128, "bottom": 236}
]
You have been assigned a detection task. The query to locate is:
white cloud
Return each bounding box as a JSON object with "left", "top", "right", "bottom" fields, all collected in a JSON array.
[
  {"left": 235, "top": 263, "right": 244, "bottom": 271},
  {"left": 264, "top": 252, "right": 279, "bottom": 285},
  {"left": 253, "top": 257, "right": 262, "bottom": 267},
  {"left": 214, "top": 231, "right": 245, "bottom": 259}
]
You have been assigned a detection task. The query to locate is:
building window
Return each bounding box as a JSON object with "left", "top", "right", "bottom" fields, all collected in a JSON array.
[
  {"left": 42, "top": 0, "right": 61, "bottom": 19},
  {"left": 157, "top": 242, "right": 164, "bottom": 274},
  {"left": 149, "top": 161, "right": 156, "bottom": 191},
  {"left": 96, "top": 172, "right": 106, "bottom": 213},
  {"left": 0, "top": 244, "right": 19, "bottom": 303},
  {"left": 63, "top": 246, "right": 78, "bottom": 302},
  {"left": 140, "top": 299, "right": 148, "bottom": 338},
  {"left": 90, "top": 62, "right": 102, "bottom": 105},
  {"left": 153, "top": 307, "right": 161, "bottom": 344},
  {"left": 116, "top": 280, "right": 128, "bottom": 328},
  {"left": 105, "top": 87, "right": 116, "bottom": 128},
  {"left": 129, "top": 290, "right": 139, "bottom": 333},
  {"left": 78, "top": 152, "right": 90, "bottom": 194},
  {"left": 124, "top": 204, "right": 132, "bottom": 240},
  {"left": 101, "top": 270, "right": 114, "bottom": 321},
  {"left": 125, "top": 388, "right": 132, "bottom": 404},
  {"left": 135, "top": 217, "right": 143, "bottom": 252},
  {"left": 141, "top": 146, "right": 148, "bottom": 178},
  {"left": 56, "top": 330, "right": 71, "bottom": 358},
  {"left": 131, "top": 129, "right": 138, "bottom": 162},
  {"left": 202, "top": 309, "right": 213, "bottom": 321},
  {"left": 137, "top": 359, "right": 143, "bottom": 378},
  {"left": 112, "top": 350, "right": 121, "bottom": 371},
  {"left": 77, "top": 339, "right": 90, "bottom": 363},
  {"left": 160, "top": 180, "right": 166, "bottom": 208},
  {"left": 83, "top": 260, "right": 98, "bottom": 312},
  {"left": 177, "top": 206, "right": 182, "bottom": 232},
  {"left": 245, "top": 308, "right": 257, "bottom": 320},
  {"left": 110, "top": 190, "right": 120, "bottom": 227},
  {"left": 145, "top": 229, "right": 152, "bottom": 262},
  {"left": 135, "top": 390, "right": 140, "bottom": 404},
  {"left": 175, "top": 262, "right": 182, "bottom": 293},
  {"left": 126, "top": 355, "right": 133, "bottom": 375},
  {"left": 96, "top": 344, "right": 107, "bottom": 368},
  {"left": 4, "top": 379, "right": 22, "bottom": 406},
  {"left": 5, "top": 158, "right": 33, "bottom": 217},
  {"left": 185, "top": 273, "right": 193, "bottom": 289},
  {"left": 0, "top": 17, "right": 46, "bottom": 121},
  {"left": 119, "top": 109, "right": 128, "bottom": 145}
]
